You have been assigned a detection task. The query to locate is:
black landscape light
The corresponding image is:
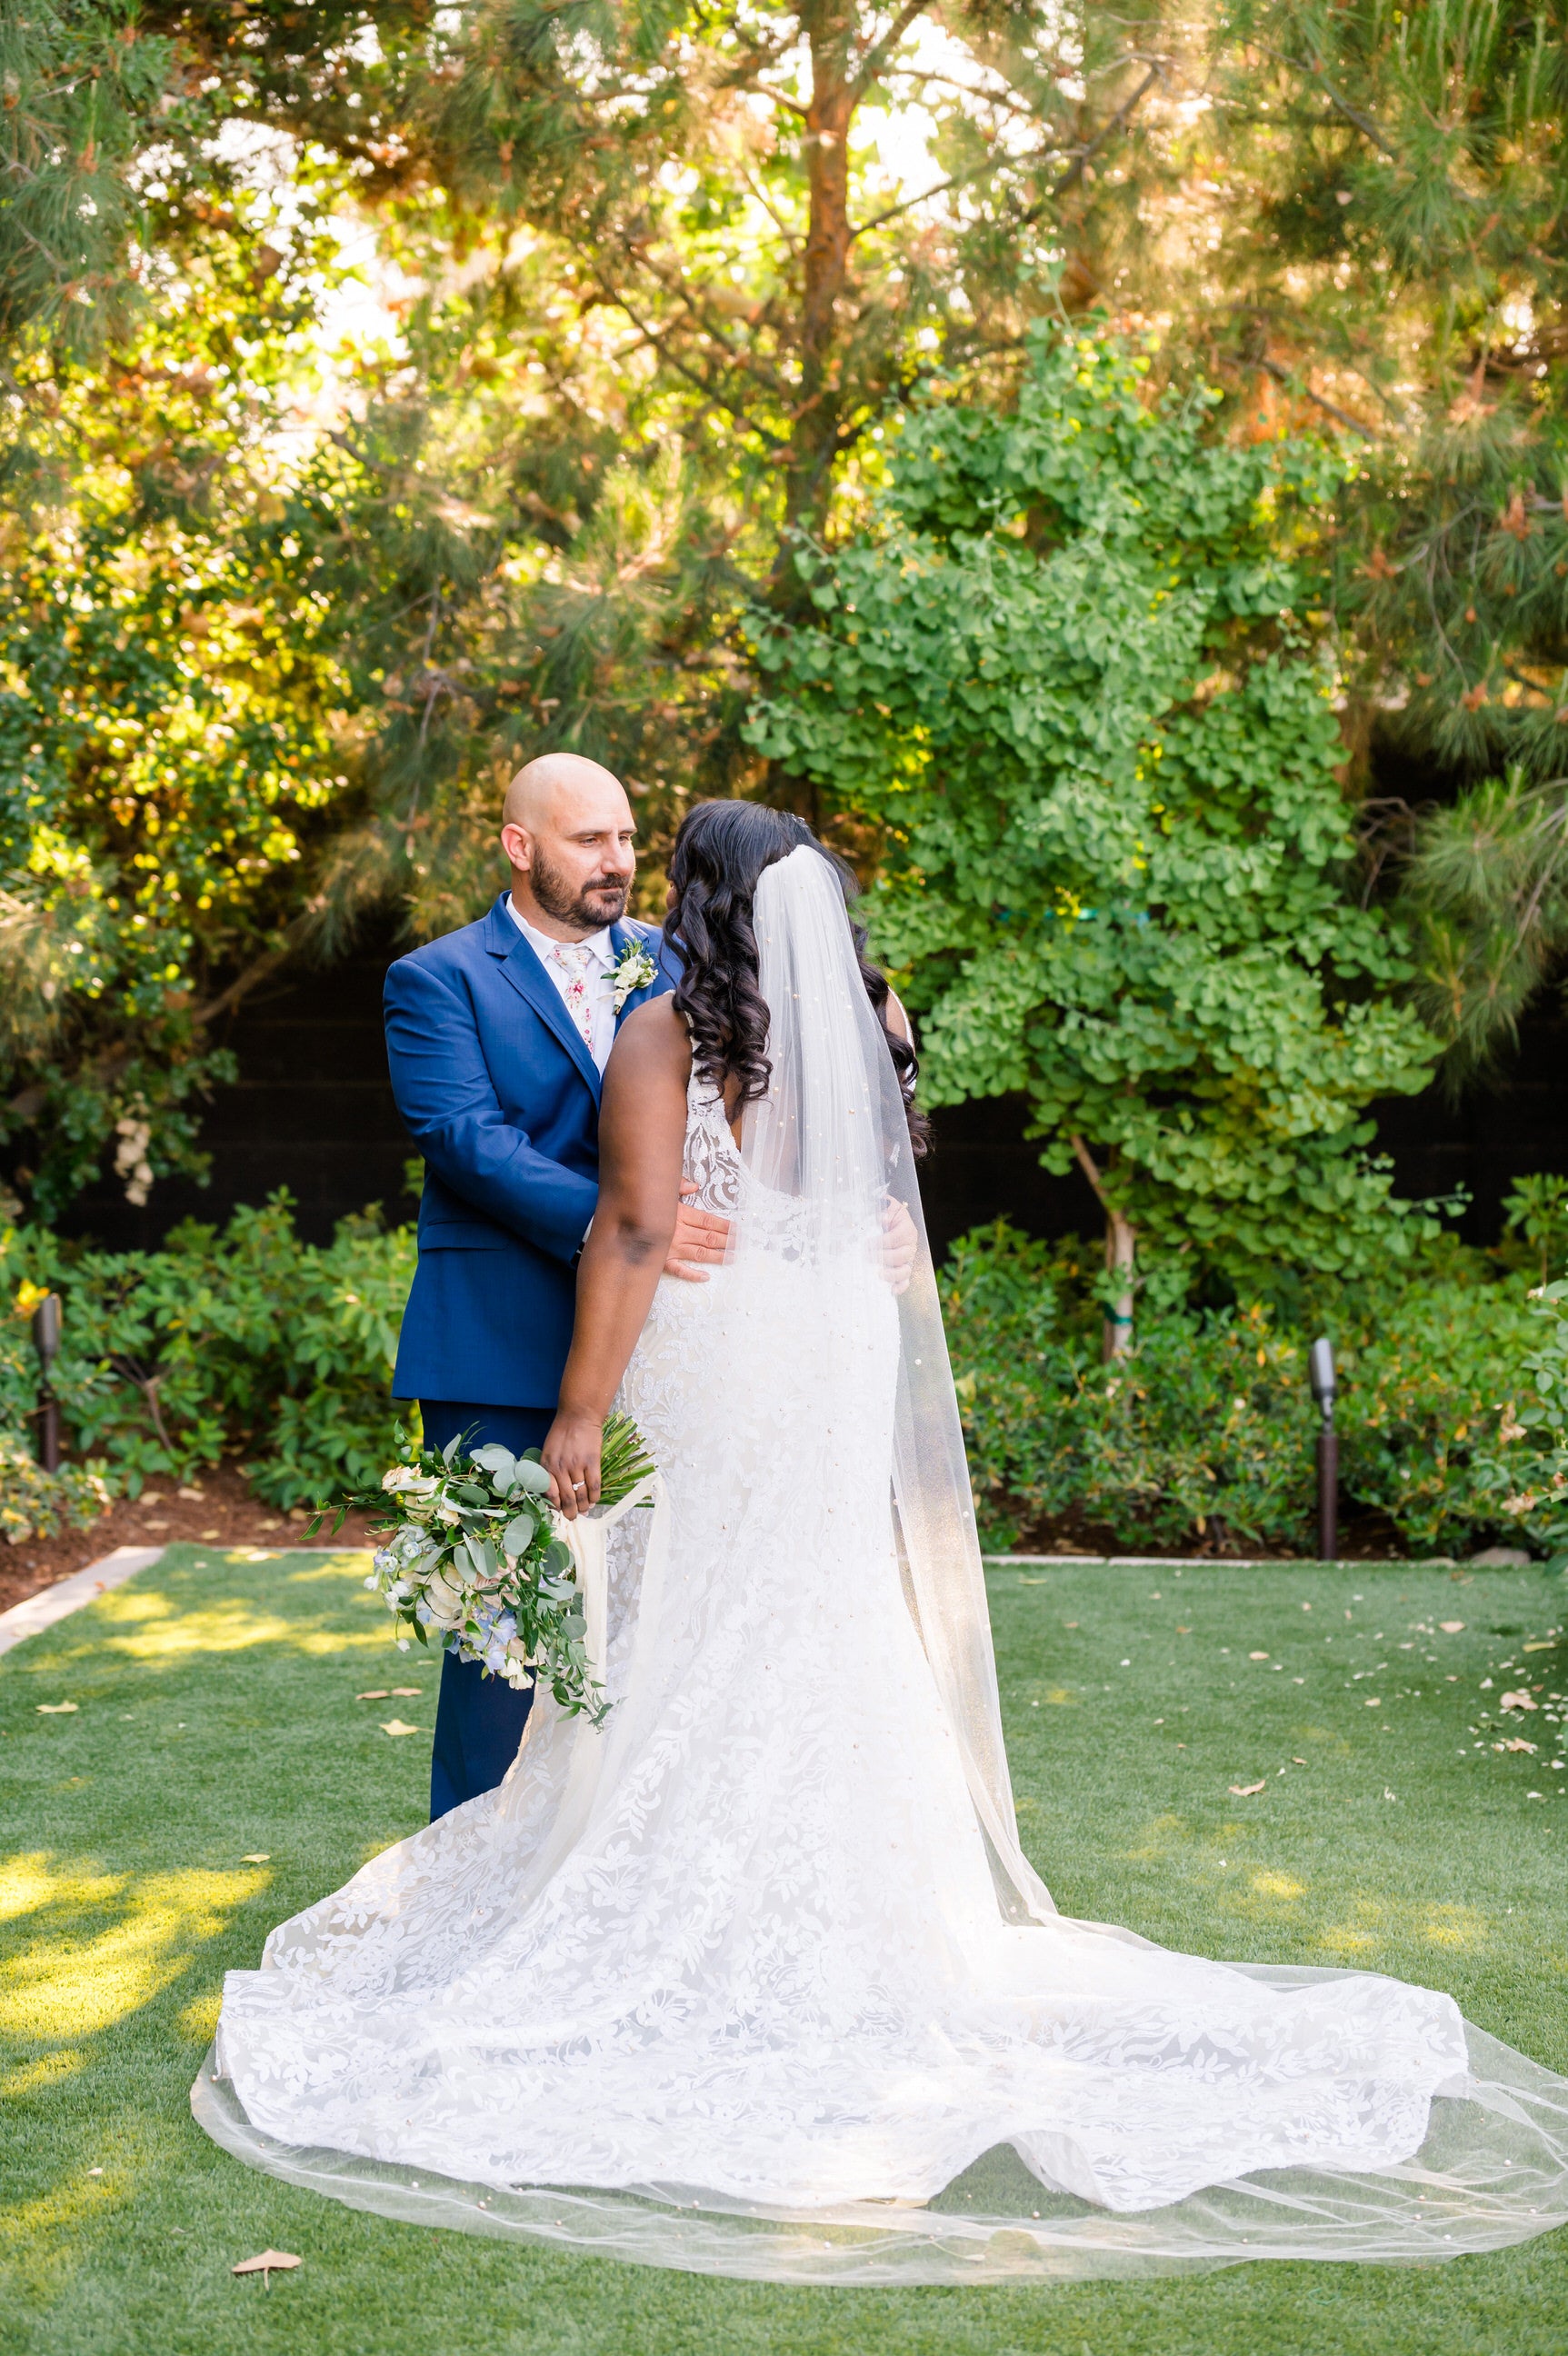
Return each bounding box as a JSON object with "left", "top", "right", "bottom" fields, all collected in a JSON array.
[
  {"left": 32, "top": 1293, "right": 61, "bottom": 1475},
  {"left": 1308, "top": 1334, "right": 1337, "bottom": 1562}
]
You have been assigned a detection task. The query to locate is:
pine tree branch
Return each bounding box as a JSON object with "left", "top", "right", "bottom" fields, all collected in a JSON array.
[
  {"left": 1265, "top": 47, "right": 1399, "bottom": 159},
  {"left": 739, "top": 166, "right": 805, "bottom": 261},
  {"left": 590, "top": 275, "right": 790, "bottom": 450},
  {"left": 1006, "top": 62, "right": 1165, "bottom": 232},
  {"left": 849, "top": 0, "right": 933, "bottom": 104},
  {"left": 624, "top": 243, "right": 792, "bottom": 400},
  {"left": 1252, "top": 354, "right": 1382, "bottom": 439},
  {"left": 752, "top": 83, "right": 811, "bottom": 120},
  {"left": 1051, "top": 64, "right": 1164, "bottom": 200}
]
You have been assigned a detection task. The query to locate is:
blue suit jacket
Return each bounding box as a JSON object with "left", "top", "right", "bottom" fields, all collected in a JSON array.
[{"left": 385, "top": 893, "right": 675, "bottom": 1408}]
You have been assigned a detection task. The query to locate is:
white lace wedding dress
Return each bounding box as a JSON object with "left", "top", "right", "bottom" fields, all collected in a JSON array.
[{"left": 197, "top": 851, "right": 1568, "bottom": 2281}]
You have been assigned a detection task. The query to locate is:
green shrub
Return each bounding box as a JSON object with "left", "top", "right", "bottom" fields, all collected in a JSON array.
[
  {"left": 1, "top": 1193, "right": 415, "bottom": 1510},
  {"left": 0, "top": 1432, "right": 115, "bottom": 1547},
  {"left": 3, "top": 1189, "right": 1560, "bottom": 1560},
  {"left": 941, "top": 1223, "right": 1313, "bottom": 1552},
  {"left": 941, "top": 1220, "right": 1560, "bottom": 1559}
]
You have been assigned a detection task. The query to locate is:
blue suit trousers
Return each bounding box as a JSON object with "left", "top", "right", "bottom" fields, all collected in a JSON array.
[{"left": 422, "top": 1399, "right": 554, "bottom": 1822}]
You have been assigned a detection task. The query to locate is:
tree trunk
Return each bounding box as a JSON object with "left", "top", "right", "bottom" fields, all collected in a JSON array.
[
  {"left": 786, "top": 0, "right": 856, "bottom": 541},
  {"left": 1102, "top": 1203, "right": 1135, "bottom": 1363},
  {"left": 1070, "top": 1133, "right": 1136, "bottom": 1362}
]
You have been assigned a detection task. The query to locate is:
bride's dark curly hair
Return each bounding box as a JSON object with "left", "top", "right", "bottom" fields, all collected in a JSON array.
[{"left": 663, "top": 800, "right": 930, "bottom": 1158}]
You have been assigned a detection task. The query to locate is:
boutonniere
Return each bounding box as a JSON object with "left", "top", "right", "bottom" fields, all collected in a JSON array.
[{"left": 610, "top": 936, "right": 658, "bottom": 1013}]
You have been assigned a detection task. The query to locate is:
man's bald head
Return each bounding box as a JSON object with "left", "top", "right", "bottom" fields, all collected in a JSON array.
[
  {"left": 503, "top": 752, "right": 627, "bottom": 834},
  {"left": 500, "top": 752, "right": 636, "bottom": 938}
]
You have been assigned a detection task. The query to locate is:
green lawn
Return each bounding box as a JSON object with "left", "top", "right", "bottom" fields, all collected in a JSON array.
[{"left": 2, "top": 1542, "right": 1565, "bottom": 2356}]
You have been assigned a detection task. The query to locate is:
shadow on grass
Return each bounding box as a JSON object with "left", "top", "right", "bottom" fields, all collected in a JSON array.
[{"left": 2, "top": 1545, "right": 1565, "bottom": 2356}]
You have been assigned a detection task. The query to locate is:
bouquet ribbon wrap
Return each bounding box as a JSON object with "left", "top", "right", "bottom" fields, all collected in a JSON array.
[{"left": 561, "top": 1470, "right": 664, "bottom": 1707}]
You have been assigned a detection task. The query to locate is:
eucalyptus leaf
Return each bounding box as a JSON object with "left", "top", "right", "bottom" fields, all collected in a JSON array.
[
  {"left": 509, "top": 1460, "right": 555, "bottom": 1498},
  {"left": 469, "top": 1443, "right": 519, "bottom": 1489},
  {"left": 502, "top": 1509, "right": 537, "bottom": 1557}
]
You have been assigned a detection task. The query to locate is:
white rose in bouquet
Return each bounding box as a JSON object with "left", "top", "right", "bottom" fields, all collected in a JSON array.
[
  {"left": 420, "top": 1568, "right": 468, "bottom": 1631},
  {"left": 328, "top": 1414, "right": 656, "bottom": 1722}
]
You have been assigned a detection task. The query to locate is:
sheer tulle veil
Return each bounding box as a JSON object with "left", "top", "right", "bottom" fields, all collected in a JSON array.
[
  {"left": 194, "top": 844, "right": 1568, "bottom": 2283},
  {"left": 743, "top": 846, "right": 1054, "bottom": 1922}
]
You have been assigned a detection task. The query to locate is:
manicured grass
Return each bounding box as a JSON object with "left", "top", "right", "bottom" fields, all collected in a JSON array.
[{"left": 2, "top": 1542, "right": 1565, "bottom": 2356}]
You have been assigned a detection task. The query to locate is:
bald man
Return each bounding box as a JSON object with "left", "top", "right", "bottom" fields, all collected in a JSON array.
[{"left": 384, "top": 754, "right": 715, "bottom": 1818}]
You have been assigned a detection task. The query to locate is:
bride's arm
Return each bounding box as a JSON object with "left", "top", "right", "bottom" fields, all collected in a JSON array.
[{"left": 542, "top": 998, "right": 692, "bottom": 1517}]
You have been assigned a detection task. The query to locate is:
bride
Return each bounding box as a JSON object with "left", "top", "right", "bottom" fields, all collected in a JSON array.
[{"left": 198, "top": 804, "right": 1568, "bottom": 2281}]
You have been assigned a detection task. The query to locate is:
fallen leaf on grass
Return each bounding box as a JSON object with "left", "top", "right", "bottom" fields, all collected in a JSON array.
[
  {"left": 380, "top": 1719, "right": 421, "bottom": 1737},
  {"left": 1500, "top": 1690, "right": 1538, "bottom": 1712},
  {"left": 1498, "top": 1737, "right": 1538, "bottom": 1753},
  {"left": 232, "top": 2251, "right": 301, "bottom": 2286},
  {"left": 390, "top": 1686, "right": 422, "bottom": 1697},
  {"left": 241, "top": 1853, "right": 271, "bottom": 1863},
  {"left": 1229, "top": 1781, "right": 1266, "bottom": 1797},
  {"left": 1439, "top": 1621, "right": 1466, "bottom": 1633},
  {"left": 36, "top": 1702, "right": 77, "bottom": 1714},
  {"left": 1523, "top": 1640, "right": 1554, "bottom": 1653},
  {"left": 1249, "top": 1651, "right": 1270, "bottom": 1661},
  {"left": 355, "top": 1690, "right": 391, "bottom": 1701}
]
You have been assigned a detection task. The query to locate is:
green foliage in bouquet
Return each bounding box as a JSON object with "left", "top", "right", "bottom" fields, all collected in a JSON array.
[{"left": 329, "top": 1415, "right": 656, "bottom": 1723}]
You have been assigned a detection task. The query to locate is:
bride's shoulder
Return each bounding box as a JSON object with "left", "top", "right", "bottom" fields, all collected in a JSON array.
[{"left": 607, "top": 993, "right": 691, "bottom": 1080}]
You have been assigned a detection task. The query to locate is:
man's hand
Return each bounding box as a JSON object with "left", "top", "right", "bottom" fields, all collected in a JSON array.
[
  {"left": 882, "top": 1197, "right": 918, "bottom": 1295},
  {"left": 664, "top": 1190, "right": 730, "bottom": 1283}
]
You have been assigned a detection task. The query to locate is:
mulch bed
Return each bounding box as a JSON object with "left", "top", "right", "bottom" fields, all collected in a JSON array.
[
  {"left": 0, "top": 1473, "right": 1432, "bottom": 1622},
  {"left": 0, "top": 1461, "right": 379, "bottom": 1618}
]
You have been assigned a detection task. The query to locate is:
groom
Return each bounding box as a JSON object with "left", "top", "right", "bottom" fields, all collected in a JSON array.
[{"left": 384, "top": 753, "right": 718, "bottom": 1819}]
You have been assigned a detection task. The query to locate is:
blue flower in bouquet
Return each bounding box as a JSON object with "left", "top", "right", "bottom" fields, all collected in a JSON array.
[{"left": 326, "top": 1414, "right": 655, "bottom": 1722}]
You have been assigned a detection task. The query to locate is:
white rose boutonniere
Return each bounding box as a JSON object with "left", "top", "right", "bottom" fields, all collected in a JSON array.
[{"left": 610, "top": 936, "right": 658, "bottom": 1013}]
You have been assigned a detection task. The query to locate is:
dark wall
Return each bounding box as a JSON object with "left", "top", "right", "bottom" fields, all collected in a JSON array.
[
  {"left": 53, "top": 936, "right": 1568, "bottom": 1258},
  {"left": 1366, "top": 1016, "right": 1568, "bottom": 1245},
  {"left": 57, "top": 934, "right": 416, "bottom": 1253}
]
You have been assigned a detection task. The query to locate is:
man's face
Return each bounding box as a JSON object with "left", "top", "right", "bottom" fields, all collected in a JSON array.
[{"left": 502, "top": 779, "right": 635, "bottom": 933}]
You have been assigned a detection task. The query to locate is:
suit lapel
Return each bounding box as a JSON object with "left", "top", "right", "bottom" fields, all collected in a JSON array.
[{"left": 484, "top": 895, "right": 602, "bottom": 1103}]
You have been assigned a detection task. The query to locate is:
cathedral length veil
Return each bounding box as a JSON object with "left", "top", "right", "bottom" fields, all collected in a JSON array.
[{"left": 195, "top": 848, "right": 1568, "bottom": 2283}]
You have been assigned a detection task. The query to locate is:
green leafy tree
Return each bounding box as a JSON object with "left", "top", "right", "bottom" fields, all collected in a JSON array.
[
  {"left": 1174, "top": 4, "right": 1568, "bottom": 1071},
  {"left": 751, "top": 324, "right": 1442, "bottom": 1343},
  {"left": 0, "top": 196, "right": 365, "bottom": 1217}
]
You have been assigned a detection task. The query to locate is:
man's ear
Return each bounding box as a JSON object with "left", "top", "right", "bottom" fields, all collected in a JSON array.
[{"left": 501, "top": 822, "right": 531, "bottom": 871}]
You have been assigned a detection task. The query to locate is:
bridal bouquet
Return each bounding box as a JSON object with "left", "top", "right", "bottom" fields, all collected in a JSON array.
[{"left": 315, "top": 1416, "right": 655, "bottom": 1722}]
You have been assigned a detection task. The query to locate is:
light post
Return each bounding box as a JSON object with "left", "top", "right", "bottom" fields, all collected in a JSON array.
[
  {"left": 1309, "top": 1334, "right": 1337, "bottom": 1562},
  {"left": 32, "top": 1293, "right": 61, "bottom": 1475}
]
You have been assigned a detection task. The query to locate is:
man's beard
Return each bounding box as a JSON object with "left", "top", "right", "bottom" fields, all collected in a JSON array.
[{"left": 527, "top": 848, "right": 629, "bottom": 932}]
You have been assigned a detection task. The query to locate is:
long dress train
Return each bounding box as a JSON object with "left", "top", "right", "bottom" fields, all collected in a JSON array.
[{"left": 196, "top": 850, "right": 1568, "bottom": 2281}]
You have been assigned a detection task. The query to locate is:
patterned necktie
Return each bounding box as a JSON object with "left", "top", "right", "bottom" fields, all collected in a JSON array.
[{"left": 549, "top": 939, "right": 597, "bottom": 1056}]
